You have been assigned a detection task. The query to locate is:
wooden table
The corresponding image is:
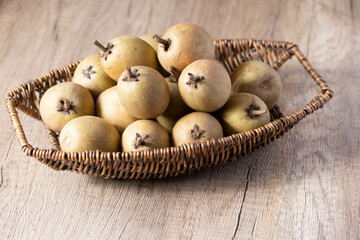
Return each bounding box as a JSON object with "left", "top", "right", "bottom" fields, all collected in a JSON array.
[{"left": 1, "top": 0, "right": 359, "bottom": 239}]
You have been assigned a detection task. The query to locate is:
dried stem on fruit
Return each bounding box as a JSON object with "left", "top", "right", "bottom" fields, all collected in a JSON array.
[
  {"left": 82, "top": 65, "right": 96, "bottom": 79},
  {"left": 57, "top": 99, "right": 76, "bottom": 114},
  {"left": 168, "top": 66, "right": 179, "bottom": 83},
  {"left": 93, "top": 40, "right": 114, "bottom": 60},
  {"left": 246, "top": 104, "right": 267, "bottom": 118},
  {"left": 122, "top": 66, "right": 140, "bottom": 82},
  {"left": 251, "top": 109, "right": 267, "bottom": 116},
  {"left": 134, "top": 133, "right": 150, "bottom": 149},
  {"left": 191, "top": 124, "right": 206, "bottom": 140},
  {"left": 186, "top": 73, "right": 205, "bottom": 89},
  {"left": 153, "top": 34, "right": 171, "bottom": 51}
]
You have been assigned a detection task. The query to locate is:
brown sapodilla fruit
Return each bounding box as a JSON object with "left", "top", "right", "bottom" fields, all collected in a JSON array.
[
  {"left": 172, "top": 112, "right": 223, "bottom": 146},
  {"left": 121, "top": 120, "right": 170, "bottom": 152},
  {"left": 178, "top": 59, "right": 231, "bottom": 112},
  {"left": 39, "top": 82, "right": 94, "bottom": 133},
  {"left": 93, "top": 36, "right": 159, "bottom": 81},
  {"left": 219, "top": 92, "right": 270, "bottom": 136},
  {"left": 117, "top": 66, "right": 170, "bottom": 119},
  {"left": 231, "top": 60, "right": 282, "bottom": 108},
  {"left": 153, "top": 23, "right": 214, "bottom": 73},
  {"left": 72, "top": 55, "right": 116, "bottom": 98},
  {"left": 59, "top": 116, "right": 120, "bottom": 152},
  {"left": 96, "top": 86, "right": 137, "bottom": 134},
  {"left": 156, "top": 66, "right": 191, "bottom": 133}
]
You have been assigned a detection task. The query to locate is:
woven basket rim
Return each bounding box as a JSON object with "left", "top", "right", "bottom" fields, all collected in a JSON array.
[{"left": 4, "top": 38, "right": 334, "bottom": 179}]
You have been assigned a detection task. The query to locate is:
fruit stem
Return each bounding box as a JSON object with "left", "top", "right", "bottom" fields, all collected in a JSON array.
[
  {"left": 169, "top": 66, "right": 179, "bottom": 83},
  {"left": 122, "top": 66, "right": 140, "bottom": 82},
  {"left": 153, "top": 34, "right": 171, "bottom": 51},
  {"left": 126, "top": 66, "right": 133, "bottom": 78},
  {"left": 93, "top": 40, "right": 107, "bottom": 52},
  {"left": 251, "top": 109, "right": 267, "bottom": 116}
]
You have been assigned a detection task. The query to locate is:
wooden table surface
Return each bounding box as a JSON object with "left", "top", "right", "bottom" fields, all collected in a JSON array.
[{"left": 1, "top": 0, "right": 359, "bottom": 239}]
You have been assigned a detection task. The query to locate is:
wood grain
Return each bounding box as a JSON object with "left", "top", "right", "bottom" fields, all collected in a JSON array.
[{"left": 0, "top": 0, "right": 359, "bottom": 239}]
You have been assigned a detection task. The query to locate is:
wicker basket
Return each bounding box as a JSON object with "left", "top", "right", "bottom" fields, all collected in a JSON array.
[{"left": 4, "top": 39, "right": 333, "bottom": 179}]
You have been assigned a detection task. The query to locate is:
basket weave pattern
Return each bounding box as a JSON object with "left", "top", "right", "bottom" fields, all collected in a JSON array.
[{"left": 4, "top": 39, "right": 333, "bottom": 179}]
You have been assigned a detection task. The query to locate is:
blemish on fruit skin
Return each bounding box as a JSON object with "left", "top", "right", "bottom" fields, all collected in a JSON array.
[
  {"left": 261, "top": 79, "right": 270, "bottom": 89},
  {"left": 259, "top": 73, "right": 272, "bottom": 89},
  {"left": 64, "top": 135, "right": 71, "bottom": 145}
]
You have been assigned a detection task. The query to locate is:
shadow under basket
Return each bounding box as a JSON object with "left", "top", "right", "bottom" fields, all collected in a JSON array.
[{"left": 4, "top": 39, "right": 333, "bottom": 180}]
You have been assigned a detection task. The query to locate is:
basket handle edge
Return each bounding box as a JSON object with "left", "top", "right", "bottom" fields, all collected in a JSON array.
[
  {"left": 4, "top": 95, "right": 33, "bottom": 153},
  {"left": 283, "top": 44, "right": 334, "bottom": 123}
]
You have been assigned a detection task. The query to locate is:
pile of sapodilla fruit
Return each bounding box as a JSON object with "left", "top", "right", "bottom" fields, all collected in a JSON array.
[{"left": 39, "top": 23, "right": 282, "bottom": 153}]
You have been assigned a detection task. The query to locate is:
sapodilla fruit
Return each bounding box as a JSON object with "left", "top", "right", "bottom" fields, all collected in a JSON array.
[
  {"left": 121, "top": 120, "right": 170, "bottom": 152},
  {"left": 117, "top": 66, "right": 170, "bottom": 119},
  {"left": 39, "top": 82, "right": 94, "bottom": 133},
  {"left": 156, "top": 66, "right": 190, "bottom": 133},
  {"left": 72, "top": 55, "right": 116, "bottom": 98},
  {"left": 96, "top": 86, "right": 137, "bottom": 134},
  {"left": 59, "top": 116, "right": 120, "bottom": 152},
  {"left": 219, "top": 93, "right": 270, "bottom": 136},
  {"left": 172, "top": 112, "right": 223, "bottom": 146},
  {"left": 178, "top": 59, "right": 231, "bottom": 112},
  {"left": 153, "top": 23, "right": 214, "bottom": 73},
  {"left": 231, "top": 60, "right": 282, "bottom": 108},
  {"left": 93, "top": 36, "right": 158, "bottom": 81}
]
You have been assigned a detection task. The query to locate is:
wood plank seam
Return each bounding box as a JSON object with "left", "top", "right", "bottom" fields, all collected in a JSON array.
[{"left": 232, "top": 166, "right": 251, "bottom": 240}]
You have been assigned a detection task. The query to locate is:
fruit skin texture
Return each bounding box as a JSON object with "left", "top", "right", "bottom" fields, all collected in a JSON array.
[
  {"left": 117, "top": 66, "right": 170, "bottom": 119},
  {"left": 231, "top": 60, "right": 282, "bottom": 108},
  {"left": 99, "top": 36, "right": 159, "bottom": 81},
  {"left": 39, "top": 82, "right": 94, "bottom": 133},
  {"left": 172, "top": 112, "right": 223, "bottom": 146},
  {"left": 157, "top": 23, "right": 214, "bottom": 73},
  {"left": 59, "top": 116, "right": 120, "bottom": 152},
  {"left": 178, "top": 59, "right": 231, "bottom": 112},
  {"left": 72, "top": 55, "right": 116, "bottom": 98},
  {"left": 121, "top": 120, "right": 170, "bottom": 152},
  {"left": 219, "top": 93, "right": 270, "bottom": 136},
  {"left": 156, "top": 78, "right": 190, "bottom": 133},
  {"left": 96, "top": 86, "right": 137, "bottom": 134}
]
